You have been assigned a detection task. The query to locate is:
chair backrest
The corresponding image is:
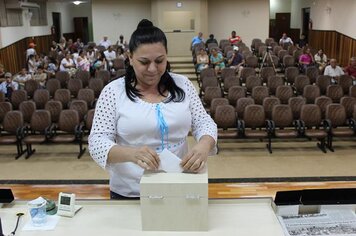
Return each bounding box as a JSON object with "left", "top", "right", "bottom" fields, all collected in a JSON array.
[
  {"left": 77, "top": 88, "right": 95, "bottom": 108},
  {"left": 275, "top": 85, "right": 294, "bottom": 104},
  {"left": 19, "top": 100, "right": 36, "bottom": 124},
  {"left": 45, "top": 100, "right": 63, "bottom": 123},
  {"left": 223, "top": 76, "right": 240, "bottom": 92},
  {"left": 273, "top": 46, "right": 283, "bottom": 56},
  {"left": 267, "top": 75, "right": 284, "bottom": 95},
  {"left": 67, "top": 78, "right": 83, "bottom": 97},
  {"left": 245, "top": 75, "right": 262, "bottom": 93},
  {"left": 245, "top": 56, "right": 258, "bottom": 68},
  {"left": 210, "top": 98, "right": 229, "bottom": 118},
  {"left": 2, "top": 110, "right": 23, "bottom": 133},
  {"left": 283, "top": 55, "right": 295, "bottom": 68},
  {"left": 201, "top": 76, "right": 219, "bottom": 92},
  {"left": 294, "top": 75, "right": 310, "bottom": 94},
  {"left": 240, "top": 67, "right": 256, "bottom": 83},
  {"left": 203, "top": 87, "right": 223, "bottom": 106},
  {"left": 325, "top": 103, "right": 347, "bottom": 127},
  {"left": 69, "top": 99, "right": 88, "bottom": 122},
  {"left": 0, "top": 102, "right": 12, "bottom": 124},
  {"left": 272, "top": 104, "right": 294, "bottom": 128},
  {"left": 220, "top": 68, "right": 235, "bottom": 81},
  {"left": 278, "top": 50, "right": 288, "bottom": 62},
  {"left": 113, "top": 58, "right": 125, "bottom": 70},
  {"left": 338, "top": 75, "right": 353, "bottom": 94},
  {"left": 227, "top": 86, "right": 246, "bottom": 106},
  {"left": 24, "top": 80, "right": 39, "bottom": 98},
  {"left": 243, "top": 105, "right": 265, "bottom": 128},
  {"left": 303, "top": 85, "right": 320, "bottom": 104},
  {"left": 316, "top": 75, "right": 332, "bottom": 95},
  {"left": 251, "top": 86, "right": 269, "bottom": 105},
  {"left": 58, "top": 109, "right": 80, "bottom": 133},
  {"left": 30, "top": 110, "right": 52, "bottom": 132},
  {"left": 75, "top": 70, "right": 90, "bottom": 88},
  {"left": 214, "top": 105, "right": 237, "bottom": 129},
  {"left": 300, "top": 104, "right": 322, "bottom": 127},
  {"left": 315, "top": 96, "right": 332, "bottom": 119},
  {"left": 10, "top": 89, "right": 28, "bottom": 109},
  {"left": 260, "top": 67, "right": 276, "bottom": 83},
  {"left": 115, "top": 69, "right": 126, "bottom": 78},
  {"left": 263, "top": 97, "right": 280, "bottom": 119},
  {"left": 33, "top": 89, "right": 50, "bottom": 109},
  {"left": 350, "top": 85, "right": 356, "bottom": 98},
  {"left": 55, "top": 71, "right": 70, "bottom": 88},
  {"left": 88, "top": 78, "right": 104, "bottom": 98},
  {"left": 326, "top": 85, "right": 344, "bottom": 103},
  {"left": 235, "top": 97, "right": 255, "bottom": 118},
  {"left": 305, "top": 66, "right": 319, "bottom": 84},
  {"left": 54, "top": 89, "right": 71, "bottom": 108},
  {"left": 46, "top": 79, "right": 61, "bottom": 97},
  {"left": 288, "top": 96, "right": 306, "bottom": 120},
  {"left": 95, "top": 69, "right": 111, "bottom": 85},
  {"left": 0, "top": 91, "right": 5, "bottom": 102},
  {"left": 85, "top": 109, "right": 95, "bottom": 131},
  {"left": 340, "top": 96, "right": 356, "bottom": 119},
  {"left": 284, "top": 67, "right": 299, "bottom": 84}
]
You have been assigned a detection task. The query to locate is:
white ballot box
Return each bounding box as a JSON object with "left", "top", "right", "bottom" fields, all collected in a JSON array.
[{"left": 140, "top": 170, "right": 208, "bottom": 231}]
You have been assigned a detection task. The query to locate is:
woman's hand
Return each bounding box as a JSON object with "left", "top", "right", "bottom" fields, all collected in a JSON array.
[{"left": 133, "top": 146, "right": 160, "bottom": 170}]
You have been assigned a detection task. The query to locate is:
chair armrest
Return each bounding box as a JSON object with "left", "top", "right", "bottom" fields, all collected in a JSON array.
[
  {"left": 16, "top": 126, "right": 26, "bottom": 140},
  {"left": 75, "top": 124, "right": 85, "bottom": 140},
  {"left": 323, "top": 119, "right": 332, "bottom": 132},
  {"left": 297, "top": 119, "right": 305, "bottom": 135},
  {"left": 237, "top": 119, "right": 245, "bottom": 137},
  {"left": 45, "top": 124, "right": 56, "bottom": 139},
  {"left": 348, "top": 118, "right": 356, "bottom": 132},
  {"left": 266, "top": 120, "right": 275, "bottom": 135}
]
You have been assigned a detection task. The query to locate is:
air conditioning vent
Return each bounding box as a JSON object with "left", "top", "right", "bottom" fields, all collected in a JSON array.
[{"left": 5, "top": 1, "right": 40, "bottom": 9}]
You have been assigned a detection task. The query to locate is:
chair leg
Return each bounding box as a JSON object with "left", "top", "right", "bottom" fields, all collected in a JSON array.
[
  {"left": 25, "top": 144, "right": 36, "bottom": 159},
  {"left": 77, "top": 143, "right": 86, "bottom": 159},
  {"left": 317, "top": 138, "right": 327, "bottom": 153},
  {"left": 266, "top": 138, "right": 272, "bottom": 154},
  {"left": 327, "top": 135, "right": 334, "bottom": 152},
  {"left": 15, "top": 142, "right": 26, "bottom": 159}
]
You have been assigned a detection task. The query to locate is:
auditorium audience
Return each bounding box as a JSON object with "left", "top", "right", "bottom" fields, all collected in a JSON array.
[
  {"left": 324, "top": 58, "right": 344, "bottom": 83},
  {"left": 205, "top": 34, "right": 218, "bottom": 47},
  {"left": 98, "top": 36, "right": 112, "bottom": 49},
  {"left": 13, "top": 68, "right": 32, "bottom": 89},
  {"left": 104, "top": 46, "right": 117, "bottom": 69},
  {"left": 229, "top": 30, "right": 241, "bottom": 44},
  {"left": 116, "top": 34, "right": 128, "bottom": 50},
  {"left": 0, "top": 72, "right": 18, "bottom": 99},
  {"left": 279, "top": 33, "right": 294, "bottom": 48},
  {"left": 191, "top": 32, "right": 204, "bottom": 50},
  {"left": 77, "top": 50, "right": 90, "bottom": 72},
  {"left": 296, "top": 34, "right": 308, "bottom": 49},
  {"left": 26, "top": 42, "right": 37, "bottom": 60},
  {"left": 33, "top": 66, "right": 47, "bottom": 88},
  {"left": 196, "top": 48, "right": 209, "bottom": 73},
  {"left": 210, "top": 48, "right": 225, "bottom": 74},
  {"left": 344, "top": 57, "right": 356, "bottom": 80},
  {"left": 314, "top": 49, "right": 328, "bottom": 73},
  {"left": 27, "top": 54, "right": 37, "bottom": 75},
  {"left": 228, "top": 46, "right": 244, "bottom": 76},
  {"left": 298, "top": 48, "right": 314, "bottom": 72},
  {"left": 60, "top": 52, "right": 76, "bottom": 76}
]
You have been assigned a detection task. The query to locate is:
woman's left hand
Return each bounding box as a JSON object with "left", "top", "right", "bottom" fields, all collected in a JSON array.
[{"left": 180, "top": 145, "right": 208, "bottom": 173}]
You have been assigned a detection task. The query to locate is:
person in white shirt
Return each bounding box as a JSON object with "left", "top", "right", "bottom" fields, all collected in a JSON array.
[
  {"left": 26, "top": 42, "right": 37, "bottom": 60},
  {"left": 13, "top": 68, "right": 32, "bottom": 89},
  {"left": 98, "top": 36, "right": 112, "bottom": 49},
  {"left": 324, "top": 58, "right": 344, "bottom": 83},
  {"left": 60, "top": 52, "right": 76, "bottom": 77},
  {"left": 0, "top": 72, "right": 19, "bottom": 99},
  {"left": 279, "top": 33, "right": 294, "bottom": 46},
  {"left": 104, "top": 46, "right": 117, "bottom": 68},
  {"left": 89, "top": 19, "right": 217, "bottom": 199},
  {"left": 314, "top": 49, "right": 328, "bottom": 73}
]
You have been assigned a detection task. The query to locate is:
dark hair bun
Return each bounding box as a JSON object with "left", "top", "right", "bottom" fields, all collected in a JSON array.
[{"left": 137, "top": 19, "right": 153, "bottom": 29}]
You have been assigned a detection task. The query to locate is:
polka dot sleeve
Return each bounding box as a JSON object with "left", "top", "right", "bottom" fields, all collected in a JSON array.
[
  {"left": 88, "top": 82, "right": 119, "bottom": 169},
  {"left": 184, "top": 78, "right": 218, "bottom": 147}
]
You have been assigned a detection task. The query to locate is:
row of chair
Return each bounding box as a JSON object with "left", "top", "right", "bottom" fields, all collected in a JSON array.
[{"left": 214, "top": 102, "right": 356, "bottom": 154}]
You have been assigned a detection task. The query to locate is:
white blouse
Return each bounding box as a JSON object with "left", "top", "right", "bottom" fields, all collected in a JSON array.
[{"left": 88, "top": 73, "right": 217, "bottom": 197}]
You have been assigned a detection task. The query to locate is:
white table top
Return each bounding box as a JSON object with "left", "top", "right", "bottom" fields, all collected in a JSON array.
[{"left": 0, "top": 198, "right": 284, "bottom": 236}]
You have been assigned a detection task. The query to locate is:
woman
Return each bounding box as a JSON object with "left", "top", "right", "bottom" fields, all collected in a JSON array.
[
  {"left": 314, "top": 49, "right": 327, "bottom": 73},
  {"left": 60, "top": 52, "right": 76, "bottom": 77},
  {"left": 89, "top": 19, "right": 217, "bottom": 199},
  {"left": 77, "top": 50, "right": 90, "bottom": 72},
  {"left": 196, "top": 48, "right": 209, "bottom": 72},
  {"left": 298, "top": 48, "right": 314, "bottom": 72},
  {"left": 210, "top": 48, "right": 225, "bottom": 74}
]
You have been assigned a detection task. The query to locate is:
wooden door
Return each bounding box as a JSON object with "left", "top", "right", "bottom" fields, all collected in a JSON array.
[{"left": 74, "top": 17, "right": 89, "bottom": 44}]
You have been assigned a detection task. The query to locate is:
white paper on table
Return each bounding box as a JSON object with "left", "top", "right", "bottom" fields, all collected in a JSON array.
[
  {"left": 22, "top": 215, "right": 60, "bottom": 231},
  {"left": 158, "top": 148, "right": 183, "bottom": 173}
]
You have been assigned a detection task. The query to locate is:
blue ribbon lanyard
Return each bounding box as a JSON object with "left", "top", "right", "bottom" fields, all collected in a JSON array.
[{"left": 156, "top": 104, "right": 169, "bottom": 150}]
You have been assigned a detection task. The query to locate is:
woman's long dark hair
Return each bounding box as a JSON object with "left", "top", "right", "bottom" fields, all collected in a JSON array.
[{"left": 125, "top": 19, "right": 185, "bottom": 103}]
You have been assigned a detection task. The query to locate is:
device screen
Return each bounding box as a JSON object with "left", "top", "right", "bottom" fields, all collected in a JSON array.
[{"left": 60, "top": 196, "right": 71, "bottom": 205}]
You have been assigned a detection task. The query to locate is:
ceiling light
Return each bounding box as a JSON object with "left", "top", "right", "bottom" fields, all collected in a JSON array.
[{"left": 73, "top": 1, "right": 81, "bottom": 5}]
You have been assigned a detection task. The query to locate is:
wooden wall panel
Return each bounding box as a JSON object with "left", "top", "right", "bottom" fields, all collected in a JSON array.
[{"left": 309, "top": 30, "right": 356, "bottom": 67}]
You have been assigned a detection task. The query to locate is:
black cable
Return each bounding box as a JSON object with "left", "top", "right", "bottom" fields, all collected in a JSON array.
[{"left": 10, "top": 213, "right": 24, "bottom": 236}]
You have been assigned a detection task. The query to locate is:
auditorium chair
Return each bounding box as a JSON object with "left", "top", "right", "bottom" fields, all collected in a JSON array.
[
  {"left": 277, "top": 50, "right": 288, "bottom": 65},
  {"left": 275, "top": 85, "right": 294, "bottom": 104},
  {"left": 210, "top": 98, "right": 229, "bottom": 119},
  {"left": 0, "top": 110, "right": 26, "bottom": 159},
  {"left": 325, "top": 103, "right": 356, "bottom": 152},
  {"left": 316, "top": 75, "right": 332, "bottom": 95},
  {"left": 69, "top": 100, "right": 88, "bottom": 122},
  {"left": 0, "top": 92, "right": 4, "bottom": 102},
  {"left": 294, "top": 75, "right": 310, "bottom": 95},
  {"left": 77, "top": 88, "right": 96, "bottom": 109},
  {"left": 303, "top": 85, "right": 320, "bottom": 104},
  {"left": 75, "top": 70, "right": 90, "bottom": 88},
  {"left": 33, "top": 89, "right": 50, "bottom": 109},
  {"left": 240, "top": 67, "right": 256, "bottom": 84},
  {"left": 49, "top": 109, "right": 86, "bottom": 159},
  {"left": 287, "top": 45, "right": 297, "bottom": 55},
  {"left": 267, "top": 75, "right": 284, "bottom": 95},
  {"left": 199, "top": 68, "right": 216, "bottom": 88},
  {"left": 251, "top": 86, "right": 269, "bottom": 105},
  {"left": 282, "top": 55, "right": 295, "bottom": 69},
  {"left": 55, "top": 71, "right": 70, "bottom": 88},
  {"left": 245, "top": 75, "right": 262, "bottom": 94},
  {"left": 45, "top": 100, "right": 63, "bottom": 124},
  {"left": 82, "top": 109, "right": 95, "bottom": 143},
  {"left": 244, "top": 56, "right": 259, "bottom": 69},
  {"left": 250, "top": 38, "right": 262, "bottom": 52},
  {"left": 227, "top": 86, "right": 246, "bottom": 106},
  {"left": 112, "top": 58, "right": 125, "bottom": 70},
  {"left": 293, "top": 49, "right": 303, "bottom": 64},
  {"left": 67, "top": 78, "right": 83, "bottom": 98},
  {"left": 222, "top": 76, "right": 239, "bottom": 94},
  {"left": 235, "top": 97, "right": 255, "bottom": 119},
  {"left": 203, "top": 86, "right": 223, "bottom": 108},
  {"left": 88, "top": 78, "right": 104, "bottom": 98},
  {"left": 263, "top": 97, "right": 281, "bottom": 119},
  {"left": 24, "top": 80, "right": 39, "bottom": 98},
  {"left": 0, "top": 102, "right": 12, "bottom": 129},
  {"left": 268, "top": 104, "right": 300, "bottom": 153},
  {"left": 260, "top": 67, "right": 275, "bottom": 84},
  {"left": 340, "top": 96, "right": 356, "bottom": 119},
  {"left": 265, "top": 38, "right": 275, "bottom": 46},
  {"left": 116, "top": 69, "right": 126, "bottom": 78},
  {"left": 326, "top": 85, "right": 344, "bottom": 103},
  {"left": 219, "top": 39, "right": 230, "bottom": 50},
  {"left": 220, "top": 68, "right": 235, "bottom": 82},
  {"left": 284, "top": 67, "right": 299, "bottom": 85},
  {"left": 273, "top": 46, "right": 283, "bottom": 56},
  {"left": 266, "top": 55, "right": 279, "bottom": 69},
  {"left": 23, "top": 110, "right": 52, "bottom": 159},
  {"left": 54, "top": 89, "right": 71, "bottom": 109},
  {"left": 305, "top": 66, "right": 319, "bottom": 84},
  {"left": 10, "top": 90, "right": 28, "bottom": 110},
  {"left": 95, "top": 69, "right": 111, "bottom": 85},
  {"left": 350, "top": 85, "right": 356, "bottom": 98},
  {"left": 19, "top": 101, "right": 36, "bottom": 125},
  {"left": 258, "top": 46, "right": 267, "bottom": 59},
  {"left": 315, "top": 96, "right": 332, "bottom": 119},
  {"left": 299, "top": 104, "right": 328, "bottom": 153},
  {"left": 288, "top": 96, "right": 306, "bottom": 120},
  {"left": 45, "top": 78, "right": 61, "bottom": 98},
  {"left": 338, "top": 75, "right": 354, "bottom": 95}
]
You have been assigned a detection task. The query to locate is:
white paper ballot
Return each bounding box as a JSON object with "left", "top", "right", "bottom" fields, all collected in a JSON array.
[{"left": 159, "top": 148, "right": 183, "bottom": 173}]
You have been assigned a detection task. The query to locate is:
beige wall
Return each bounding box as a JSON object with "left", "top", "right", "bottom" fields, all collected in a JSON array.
[
  {"left": 208, "top": 0, "right": 269, "bottom": 48},
  {"left": 270, "top": 0, "right": 291, "bottom": 20}
]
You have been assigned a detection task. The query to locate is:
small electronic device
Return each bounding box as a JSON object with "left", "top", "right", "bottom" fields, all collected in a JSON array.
[{"left": 57, "top": 192, "right": 82, "bottom": 217}]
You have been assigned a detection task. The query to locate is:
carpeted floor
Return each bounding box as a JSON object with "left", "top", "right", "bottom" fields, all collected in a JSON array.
[{"left": 1, "top": 137, "right": 356, "bottom": 183}]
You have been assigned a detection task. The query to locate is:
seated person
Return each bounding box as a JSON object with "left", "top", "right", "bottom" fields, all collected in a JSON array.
[
  {"left": 13, "top": 68, "right": 32, "bottom": 89},
  {"left": 60, "top": 52, "right": 76, "bottom": 76},
  {"left": 227, "top": 46, "right": 244, "bottom": 77},
  {"left": 229, "top": 31, "right": 241, "bottom": 45},
  {"left": 296, "top": 34, "right": 308, "bottom": 49},
  {"left": 104, "top": 46, "right": 117, "bottom": 69},
  {"left": 344, "top": 57, "right": 356, "bottom": 80},
  {"left": 191, "top": 32, "right": 204, "bottom": 50},
  {"left": 298, "top": 48, "right": 314, "bottom": 72},
  {"left": 33, "top": 66, "right": 47, "bottom": 88},
  {"left": 196, "top": 48, "right": 209, "bottom": 73},
  {"left": 314, "top": 49, "right": 328, "bottom": 73},
  {"left": 0, "top": 72, "right": 19, "bottom": 100},
  {"left": 205, "top": 34, "right": 218, "bottom": 48},
  {"left": 44, "top": 57, "right": 58, "bottom": 78},
  {"left": 0, "top": 64, "right": 5, "bottom": 83},
  {"left": 279, "top": 33, "right": 294, "bottom": 48},
  {"left": 210, "top": 48, "right": 225, "bottom": 74},
  {"left": 324, "top": 58, "right": 344, "bottom": 83}
]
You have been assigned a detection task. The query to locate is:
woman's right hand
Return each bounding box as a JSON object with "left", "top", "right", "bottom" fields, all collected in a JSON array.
[{"left": 133, "top": 146, "right": 160, "bottom": 170}]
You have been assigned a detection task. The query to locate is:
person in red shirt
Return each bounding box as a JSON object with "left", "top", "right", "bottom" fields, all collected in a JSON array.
[
  {"left": 344, "top": 57, "right": 356, "bottom": 79},
  {"left": 229, "top": 31, "right": 241, "bottom": 44}
]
